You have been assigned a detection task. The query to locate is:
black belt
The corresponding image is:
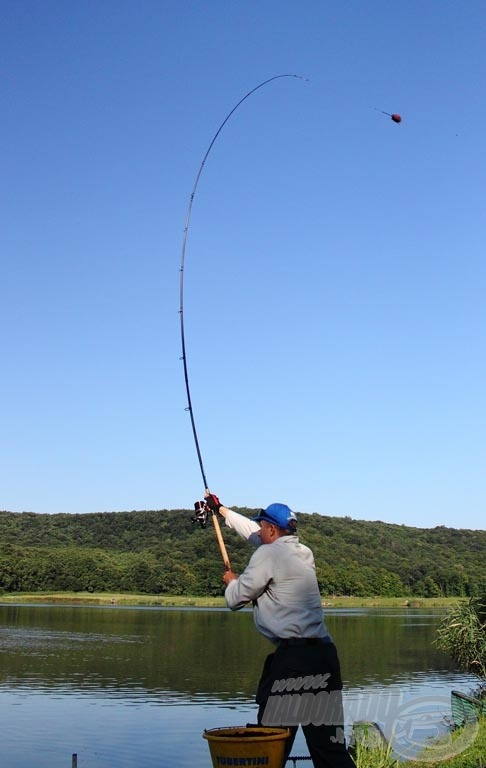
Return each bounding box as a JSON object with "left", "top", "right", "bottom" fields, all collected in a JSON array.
[{"left": 277, "top": 637, "right": 332, "bottom": 647}]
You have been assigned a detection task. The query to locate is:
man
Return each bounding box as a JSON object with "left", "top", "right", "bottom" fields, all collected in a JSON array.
[{"left": 204, "top": 491, "right": 356, "bottom": 768}]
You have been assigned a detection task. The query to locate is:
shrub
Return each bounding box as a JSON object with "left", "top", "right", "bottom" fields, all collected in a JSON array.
[{"left": 436, "top": 596, "right": 486, "bottom": 682}]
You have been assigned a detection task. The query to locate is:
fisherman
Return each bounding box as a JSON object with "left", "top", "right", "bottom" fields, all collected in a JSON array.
[{"left": 204, "top": 491, "right": 356, "bottom": 768}]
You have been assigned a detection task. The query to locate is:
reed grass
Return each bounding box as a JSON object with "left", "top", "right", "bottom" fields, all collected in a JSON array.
[
  {"left": 353, "top": 739, "right": 400, "bottom": 768},
  {"left": 436, "top": 598, "right": 486, "bottom": 680}
]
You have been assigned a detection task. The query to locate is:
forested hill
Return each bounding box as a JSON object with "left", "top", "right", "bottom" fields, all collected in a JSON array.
[{"left": 0, "top": 508, "right": 484, "bottom": 598}]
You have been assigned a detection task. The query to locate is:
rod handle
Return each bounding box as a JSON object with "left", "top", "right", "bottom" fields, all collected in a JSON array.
[{"left": 211, "top": 514, "right": 231, "bottom": 571}]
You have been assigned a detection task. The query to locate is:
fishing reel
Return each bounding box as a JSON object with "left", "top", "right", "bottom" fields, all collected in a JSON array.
[{"left": 191, "top": 500, "right": 209, "bottom": 528}]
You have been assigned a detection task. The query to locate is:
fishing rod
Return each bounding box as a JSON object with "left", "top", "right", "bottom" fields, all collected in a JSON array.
[{"left": 179, "top": 74, "right": 305, "bottom": 564}]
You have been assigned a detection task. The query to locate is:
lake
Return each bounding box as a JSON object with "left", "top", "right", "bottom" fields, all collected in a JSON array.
[{"left": 0, "top": 603, "right": 480, "bottom": 767}]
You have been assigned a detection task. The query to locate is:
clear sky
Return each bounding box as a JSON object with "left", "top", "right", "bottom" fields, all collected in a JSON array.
[{"left": 2, "top": 1, "right": 485, "bottom": 530}]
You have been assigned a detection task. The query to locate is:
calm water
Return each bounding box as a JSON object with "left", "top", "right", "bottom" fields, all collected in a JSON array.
[{"left": 0, "top": 604, "right": 480, "bottom": 767}]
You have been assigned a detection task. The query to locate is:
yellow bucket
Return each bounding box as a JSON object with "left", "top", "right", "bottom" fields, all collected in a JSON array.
[{"left": 203, "top": 726, "right": 291, "bottom": 767}]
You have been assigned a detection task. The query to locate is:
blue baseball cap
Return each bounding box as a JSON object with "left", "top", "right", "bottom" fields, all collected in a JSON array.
[{"left": 253, "top": 503, "right": 297, "bottom": 531}]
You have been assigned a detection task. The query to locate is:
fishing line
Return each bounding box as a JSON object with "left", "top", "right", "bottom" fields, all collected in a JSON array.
[{"left": 179, "top": 74, "right": 305, "bottom": 491}]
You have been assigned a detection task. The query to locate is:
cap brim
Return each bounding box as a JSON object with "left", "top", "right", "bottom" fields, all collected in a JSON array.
[
  {"left": 252, "top": 510, "right": 297, "bottom": 529},
  {"left": 252, "top": 513, "right": 283, "bottom": 527}
]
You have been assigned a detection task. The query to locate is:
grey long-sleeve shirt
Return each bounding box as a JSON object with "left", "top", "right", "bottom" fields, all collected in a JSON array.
[{"left": 224, "top": 508, "right": 330, "bottom": 645}]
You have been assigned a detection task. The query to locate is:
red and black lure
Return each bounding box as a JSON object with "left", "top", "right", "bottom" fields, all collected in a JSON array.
[{"left": 376, "top": 108, "right": 402, "bottom": 123}]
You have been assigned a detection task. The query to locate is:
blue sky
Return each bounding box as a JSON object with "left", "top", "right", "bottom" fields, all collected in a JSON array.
[{"left": 2, "top": 1, "right": 485, "bottom": 530}]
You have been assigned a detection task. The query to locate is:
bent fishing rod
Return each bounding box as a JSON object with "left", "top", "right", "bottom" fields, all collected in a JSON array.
[{"left": 179, "top": 74, "right": 305, "bottom": 568}]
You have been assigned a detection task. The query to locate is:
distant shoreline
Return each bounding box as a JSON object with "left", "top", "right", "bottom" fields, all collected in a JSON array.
[{"left": 0, "top": 593, "right": 466, "bottom": 608}]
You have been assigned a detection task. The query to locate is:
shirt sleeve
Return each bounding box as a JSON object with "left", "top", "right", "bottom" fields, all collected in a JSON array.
[
  {"left": 224, "top": 508, "right": 261, "bottom": 548},
  {"left": 225, "top": 545, "right": 273, "bottom": 610}
]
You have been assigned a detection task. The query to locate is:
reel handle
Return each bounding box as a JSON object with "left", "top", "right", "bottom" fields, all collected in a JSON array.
[{"left": 191, "top": 500, "right": 231, "bottom": 571}]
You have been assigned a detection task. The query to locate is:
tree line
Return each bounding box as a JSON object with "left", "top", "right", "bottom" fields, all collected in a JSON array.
[{"left": 0, "top": 507, "right": 484, "bottom": 597}]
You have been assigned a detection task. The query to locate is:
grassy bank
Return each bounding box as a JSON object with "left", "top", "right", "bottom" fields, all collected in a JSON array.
[
  {"left": 354, "top": 717, "right": 485, "bottom": 768},
  {"left": 0, "top": 592, "right": 466, "bottom": 608},
  {"left": 404, "top": 716, "right": 486, "bottom": 768}
]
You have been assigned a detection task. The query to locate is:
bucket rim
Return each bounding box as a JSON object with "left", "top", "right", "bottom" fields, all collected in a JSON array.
[{"left": 203, "top": 726, "right": 290, "bottom": 742}]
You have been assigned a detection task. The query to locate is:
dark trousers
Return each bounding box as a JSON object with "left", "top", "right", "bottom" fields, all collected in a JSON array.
[{"left": 256, "top": 643, "right": 356, "bottom": 768}]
